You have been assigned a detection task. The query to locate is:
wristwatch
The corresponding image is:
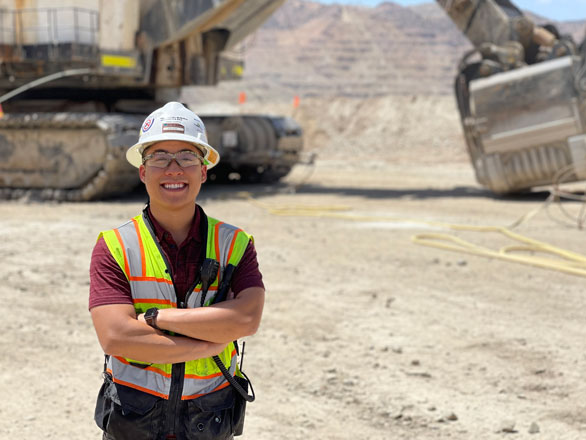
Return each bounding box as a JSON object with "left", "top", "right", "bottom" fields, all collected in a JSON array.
[{"left": 144, "top": 308, "right": 159, "bottom": 329}]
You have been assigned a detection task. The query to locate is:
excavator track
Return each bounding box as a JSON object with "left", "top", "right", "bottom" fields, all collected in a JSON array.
[
  {"left": 0, "top": 112, "right": 143, "bottom": 201},
  {"left": 202, "top": 114, "right": 303, "bottom": 183},
  {"left": 0, "top": 112, "right": 303, "bottom": 200}
]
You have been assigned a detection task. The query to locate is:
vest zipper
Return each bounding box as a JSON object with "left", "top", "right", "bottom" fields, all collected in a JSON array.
[
  {"left": 142, "top": 206, "right": 210, "bottom": 436},
  {"left": 142, "top": 210, "right": 185, "bottom": 436},
  {"left": 166, "top": 359, "right": 185, "bottom": 435}
]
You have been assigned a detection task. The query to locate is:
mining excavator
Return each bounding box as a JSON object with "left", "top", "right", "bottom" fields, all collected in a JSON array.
[
  {"left": 437, "top": 0, "right": 586, "bottom": 194},
  {"left": 0, "top": 0, "right": 302, "bottom": 200}
]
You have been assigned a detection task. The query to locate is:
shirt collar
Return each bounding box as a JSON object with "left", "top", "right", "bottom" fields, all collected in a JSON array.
[{"left": 146, "top": 205, "right": 201, "bottom": 246}]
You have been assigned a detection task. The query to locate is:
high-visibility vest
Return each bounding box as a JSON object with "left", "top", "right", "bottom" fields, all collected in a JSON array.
[{"left": 98, "top": 208, "right": 252, "bottom": 400}]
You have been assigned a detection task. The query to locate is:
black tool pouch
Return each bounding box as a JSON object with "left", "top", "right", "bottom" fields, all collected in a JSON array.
[
  {"left": 183, "top": 385, "right": 235, "bottom": 440},
  {"left": 94, "top": 372, "right": 118, "bottom": 431},
  {"left": 212, "top": 353, "right": 255, "bottom": 437},
  {"left": 232, "top": 376, "right": 249, "bottom": 436},
  {"left": 94, "top": 368, "right": 162, "bottom": 440}
]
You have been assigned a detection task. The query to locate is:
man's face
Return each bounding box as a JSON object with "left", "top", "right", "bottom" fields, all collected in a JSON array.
[{"left": 139, "top": 140, "right": 207, "bottom": 211}]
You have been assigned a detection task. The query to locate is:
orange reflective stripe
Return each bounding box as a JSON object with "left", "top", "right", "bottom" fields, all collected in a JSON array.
[
  {"left": 181, "top": 380, "right": 230, "bottom": 400},
  {"left": 192, "top": 285, "right": 218, "bottom": 292},
  {"left": 133, "top": 298, "right": 177, "bottom": 307},
  {"left": 114, "top": 356, "right": 172, "bottom": 378},
  {"left": 128, "top": 276, "right": 173, "bottom": 284},
  {"left": 226, "top": 229, "right": 243, "bottom": 264},
  {"left": 114, "top": 229, "right": 130, "bottom": 277},
  {"left": 132, "top": 218, "right": 146, "bottom": 277},
  {"left": 184, "top": 371, "right": 223, "bottom": 380},
  {"left": 112, "top": 376, "right": 169, "bottom": 399}
]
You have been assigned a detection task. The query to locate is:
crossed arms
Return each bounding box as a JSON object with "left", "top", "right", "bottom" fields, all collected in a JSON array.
[{"left": 90, "top": 287, "right": 265, "bottom": 364}]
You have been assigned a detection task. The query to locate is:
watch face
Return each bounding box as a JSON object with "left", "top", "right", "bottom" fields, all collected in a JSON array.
[{"left": 145, "top": 308, "right": 158, "bottom": 327}]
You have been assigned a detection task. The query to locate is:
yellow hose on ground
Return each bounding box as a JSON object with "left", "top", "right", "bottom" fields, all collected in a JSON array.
[{"left": 239, "top": 192, "right": 586, "bottom": 278}]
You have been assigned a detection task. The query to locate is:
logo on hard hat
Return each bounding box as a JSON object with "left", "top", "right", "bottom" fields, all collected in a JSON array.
[
  {"left": 162, "top": 123, "right": 185, "bottom": 134},
  {"left": 142, "top": 117, "right": 154, "bottom": 133}
]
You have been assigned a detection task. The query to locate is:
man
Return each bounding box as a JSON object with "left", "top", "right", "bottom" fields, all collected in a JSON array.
[{"left": 89, "top": 102, "right": 265, "bottom": 440}]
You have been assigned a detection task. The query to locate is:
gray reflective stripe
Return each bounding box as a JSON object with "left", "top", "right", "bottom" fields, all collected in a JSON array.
[
  {"left": 117, "top": 220, "right": 143, "bottom": 278},
  {"left": 107, "top": 354, "right": 236, "bottom": 400},
  {"left": 129, "top": 280, "right": 175, "bottom": 302},
  {"left": 183, "top": 353, "right": 237, "bottom": 398},
  {"left": 108, "top": 356, "right": 172, "bottom": 398},
  {"left": 183, "top": 375, "right": 228, "bottom": 398},
  {"left": 217, "top": 223, "right": 241, "bottom": 268},
  {"left": 185, "top": 287, "right": 221, "bottom": 309},
  {"left": 186, "top": 287, "right": 204, "bottom": 309}
]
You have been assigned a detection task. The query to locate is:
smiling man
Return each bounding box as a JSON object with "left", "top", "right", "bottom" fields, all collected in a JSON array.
[{"left": 89, "top": 102, "right": 264, "bottom": 440}]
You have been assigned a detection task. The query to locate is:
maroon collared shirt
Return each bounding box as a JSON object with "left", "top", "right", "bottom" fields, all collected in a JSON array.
[{"left": 89, "top": 205, "right": 264, "bottom": 309}]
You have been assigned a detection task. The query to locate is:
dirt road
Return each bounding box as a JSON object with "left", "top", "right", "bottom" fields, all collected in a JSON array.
[{"left": 2, "top": 156, "right": 586, "bottom": 439}]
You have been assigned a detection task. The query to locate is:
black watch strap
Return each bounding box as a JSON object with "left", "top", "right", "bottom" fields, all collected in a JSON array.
[{"left": 144, "top": 307, "right": 159, "bottom": 329}]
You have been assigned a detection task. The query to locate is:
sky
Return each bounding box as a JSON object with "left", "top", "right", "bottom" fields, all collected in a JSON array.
[{"left": 313, "top": 0, "right": 586, "bottom": 21}]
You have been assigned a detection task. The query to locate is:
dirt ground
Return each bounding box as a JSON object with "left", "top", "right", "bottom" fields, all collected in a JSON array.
[{"left": 2, "top": 98, "right": 586, "bottom": 439}]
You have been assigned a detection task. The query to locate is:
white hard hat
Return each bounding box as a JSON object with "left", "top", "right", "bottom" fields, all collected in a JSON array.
[{"left": 126, "top": 102, "right": 220, "bottom": 169}]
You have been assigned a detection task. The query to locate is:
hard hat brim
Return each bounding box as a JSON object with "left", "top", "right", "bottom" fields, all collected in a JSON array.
[{"left": 126, "top": 133, "right": 220, "bottom": 169}]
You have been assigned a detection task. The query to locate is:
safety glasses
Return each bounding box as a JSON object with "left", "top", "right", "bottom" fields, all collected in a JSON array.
[{"left": 142, "top": 150, "right": 204, "bottom": 168}]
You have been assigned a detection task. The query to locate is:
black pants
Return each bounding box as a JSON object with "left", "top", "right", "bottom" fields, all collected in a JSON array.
[
  {"left": 95, "top": 377, "right": 245, "bottom": 440},
  {"left": 103, "top": 434, "right": 234, "bottom": 440}
]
